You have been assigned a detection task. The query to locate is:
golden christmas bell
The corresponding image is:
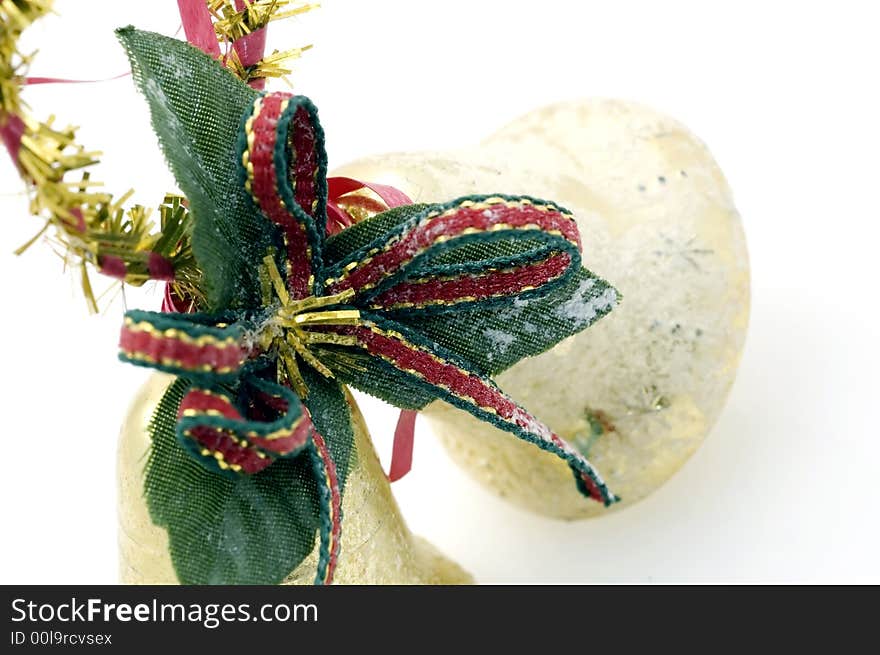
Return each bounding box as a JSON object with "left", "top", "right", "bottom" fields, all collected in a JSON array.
[
  {"left": 117, "top": 373, "right": 473, "bottom": 584},
  {"left": 334, "top": 99, "right": 750, "bottom": 519}
]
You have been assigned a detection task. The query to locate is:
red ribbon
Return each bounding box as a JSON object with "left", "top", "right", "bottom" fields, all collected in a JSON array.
[
  {"left": 0, "top": 114, "right": 25, "bottom": 166},
  {"left": 327, "top": 176, "right": 414, "bottom": 231},
  {"left": 178, "top": 0, "right": 271, "bottom": 90},
  {"left": 23, "top": 72, "right": 130, "bottom": 85},
  {"left": 232, "top": 0, "right": 268, "bottom": 90},
  {"left": 390, "top": 410, "right": 418, "bottom": 482},
  {"left": 177, "top": 0, "right": 221, "bottom": 58},
  {"left": 1, "top": 75, "right": 130, "bottom": 168}
]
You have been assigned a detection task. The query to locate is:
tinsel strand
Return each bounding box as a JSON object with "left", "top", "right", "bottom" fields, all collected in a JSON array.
[{"left": 0, "top": 0, "right": 312, "bottom": 310}]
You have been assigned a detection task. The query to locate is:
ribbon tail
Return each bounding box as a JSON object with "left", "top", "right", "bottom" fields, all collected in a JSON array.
[
  {"left": 295, "top": 371, "right": 355, "bottom": 586},
  {"left": 388, "top": 410, "right": 417, "bottom": 482},
  {"left": 24, "top": 72, "right": 131, "bottom": 85},
  {"left": 330, "top": 318, "right": 618, "bottom": 506},
  {"left": 308, "top": 431, "right": 342, "bottom": 585}
]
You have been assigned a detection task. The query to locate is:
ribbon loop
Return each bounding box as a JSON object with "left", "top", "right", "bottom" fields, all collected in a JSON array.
[
  {"left": 176, "top": 378, "right": 312, "bottom": 477},
  {"left": 240, "top": 92, "right": 328, "bottom": 299},
  {"left": 322, "top": 195, "right": 583, "bottom": 314},
  {"left": 119, "top": 310, "right": 250, "bottom": 381}
]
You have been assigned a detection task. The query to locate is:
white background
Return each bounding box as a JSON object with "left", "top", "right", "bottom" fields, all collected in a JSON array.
[{"left": 1, "top": 0, "right": 878, "bottom": 583}]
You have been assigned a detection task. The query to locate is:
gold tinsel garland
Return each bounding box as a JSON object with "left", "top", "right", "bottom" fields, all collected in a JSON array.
[{"left": 0, "top": 0, "right": 313, "bottom": 310}]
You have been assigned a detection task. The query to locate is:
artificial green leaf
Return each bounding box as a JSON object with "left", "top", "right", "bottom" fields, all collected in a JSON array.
[
  {"left": 321, "top": 271, "right": 617, "bottom": 409},
  {"left": 323, "top": 202, "right": 619, "bottom": 378},
  {"left": 322, "top": 203, "right": 432, "bottom": 265},
  {"left": 144, "top": 379, "right": 322, "bottom": 584},
  {"left": 116, "top": 27, "right": 269, "bottom": 310},
  {"left": 406, "top": 267, "right": 619, "bottom": 376},
  {"left": 316, "top": 343, "right": 440, "bottom": 410},
  {"left": 298, "top": 367, "right": 356, "bottom": 488}
]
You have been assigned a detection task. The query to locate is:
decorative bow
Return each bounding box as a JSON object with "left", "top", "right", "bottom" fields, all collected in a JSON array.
[{"left": 115, "top": 28, "right": 620, "bottom": 585}]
